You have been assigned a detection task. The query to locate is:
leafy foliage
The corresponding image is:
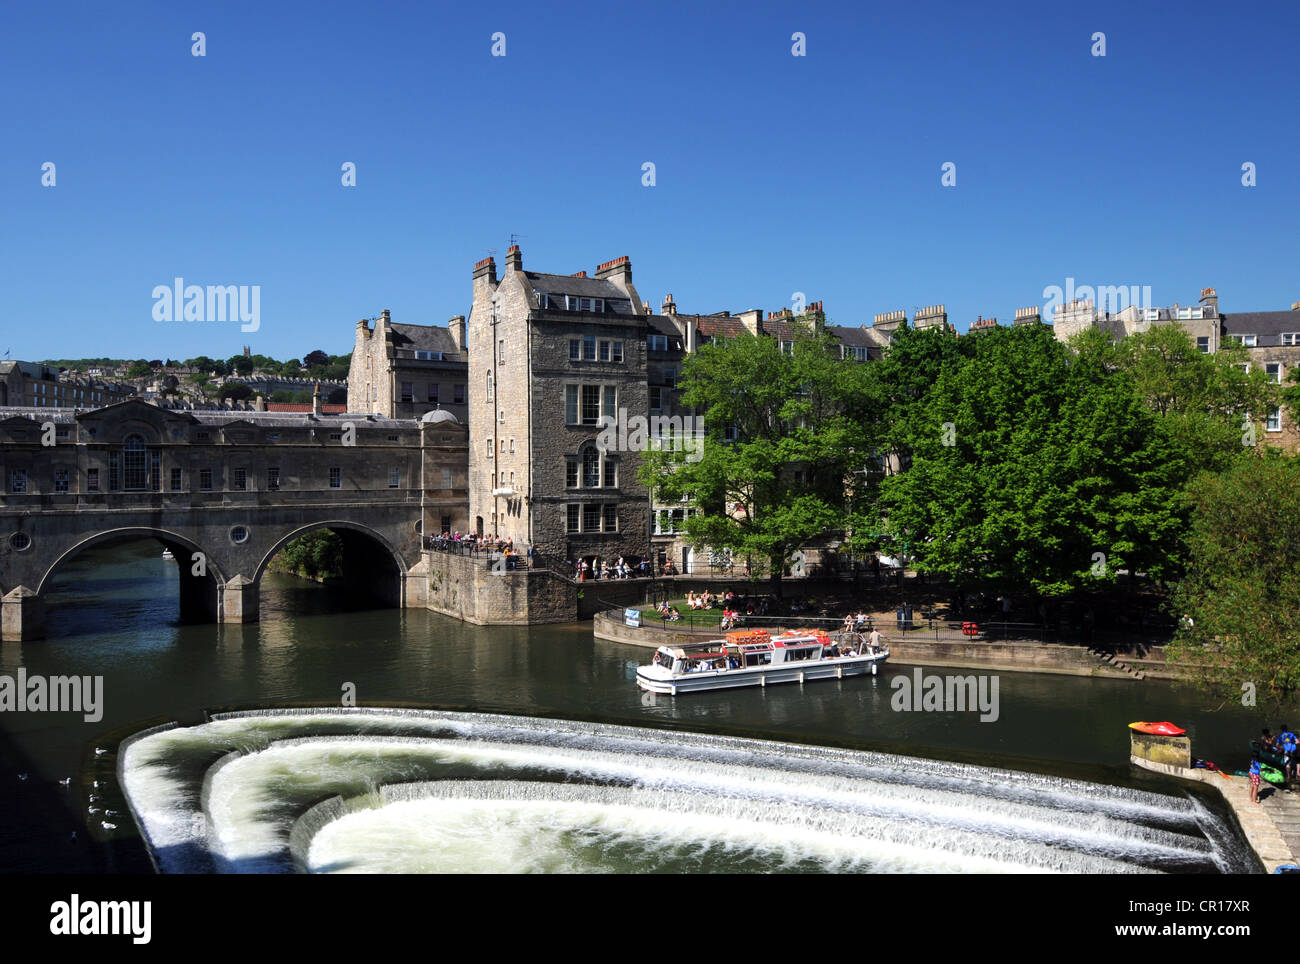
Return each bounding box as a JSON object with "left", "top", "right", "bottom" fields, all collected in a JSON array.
[
  {"left": 273, "top": 530, "right": 344, "bottom": 581},
  {"left": 1167, "top": 454, "right": 1300, "bottom": 706},
  {"left": 878, "top": 324, "right": 1187, "bottom": 598},
  {"left": 639, "top": 316, "right": 876, "bottom": 594}
]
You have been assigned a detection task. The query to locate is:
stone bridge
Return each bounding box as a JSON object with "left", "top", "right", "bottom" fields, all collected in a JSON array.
[{"left": 0, "top": 400, "right": 468, "bottom": 640}]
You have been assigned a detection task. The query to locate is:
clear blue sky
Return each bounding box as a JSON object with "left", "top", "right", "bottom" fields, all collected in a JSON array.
[{"left": 2, "top": 0, "right": 1297, "bottom": 364}]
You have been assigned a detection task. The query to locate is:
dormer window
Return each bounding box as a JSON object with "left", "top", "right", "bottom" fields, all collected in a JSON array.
[
  {"left": 648, "top": 334, "right": 668, "bottom": 352},
  {"left": 565, "top": 296, "right": 603, "bottom": 312}
]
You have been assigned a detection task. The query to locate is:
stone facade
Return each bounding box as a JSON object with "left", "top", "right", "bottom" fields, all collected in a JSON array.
[
  {"left": 420, "top": 550, "right": 577, "bottom": 625},
  {"left": 0, "top": 398, "right": 467, "bottom": 639},
  {"left": 0, "top": 360, "right": 134, "bottom": 409},
  {"left": 1052, "top": 287, "right": 1300, "bottom": 452},
  {"left": 348, "top": 309, "right": 468, "bottom": 422},
  {"left": 466, "top": 249, "right": 652, "bottom": 570}
]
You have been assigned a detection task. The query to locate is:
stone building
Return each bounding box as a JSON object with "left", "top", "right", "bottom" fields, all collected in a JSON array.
[
  {"left": 465, "top": 248, "right": 652, "bottom": 571},
  {"left": 1052, "top": 287, "right": 1300, "bottom": 451},
  {"left": 348, "top": 309, "right": 469, "bottom": 423},
  {"left": 0, "top": 360, "right": 134, "bottom": 409},
  {"left": 1220, "top": 294, "right": 1300, "bottom": 452}
]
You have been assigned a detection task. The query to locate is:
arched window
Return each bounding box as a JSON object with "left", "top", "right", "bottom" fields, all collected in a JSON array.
[
  {"left": 123, "top": 435, "right": 148, "bottom": 490},
  {"left": 582, "top": 445, "right": 600, "bottom": 488},
  {"left": 113, "top": 433, "right": 160, "bottom": 491}
]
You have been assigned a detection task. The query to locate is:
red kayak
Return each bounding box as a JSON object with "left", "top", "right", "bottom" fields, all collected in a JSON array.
[{"left": 1129, "top": 721, "right": 1186, "bottom": 736}]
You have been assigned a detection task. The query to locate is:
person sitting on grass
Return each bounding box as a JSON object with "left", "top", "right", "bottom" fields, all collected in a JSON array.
[{"left": 668, "top": 606, "right": 681, "bottom": 622}]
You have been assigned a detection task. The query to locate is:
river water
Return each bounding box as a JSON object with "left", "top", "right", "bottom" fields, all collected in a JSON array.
[{"left": 0, "top": 539, "right": 1274, "bottom": 873}]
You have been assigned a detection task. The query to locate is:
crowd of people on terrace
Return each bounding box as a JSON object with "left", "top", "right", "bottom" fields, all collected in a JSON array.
[
  {"left": 426, "top": 531, "right": 525, "bottom": 567},
  {"left": 573, "top": 556, "right": 648, "bottom": 581}
]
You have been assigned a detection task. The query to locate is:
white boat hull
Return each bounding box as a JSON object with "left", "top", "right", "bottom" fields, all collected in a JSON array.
[{"left": 636, "top": 651, "right": 889, "bottom": 695}]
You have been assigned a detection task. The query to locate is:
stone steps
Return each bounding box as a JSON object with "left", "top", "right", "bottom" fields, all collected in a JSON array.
[{"left": 1087, "top": 647, "right": 1146, "bottom": 680}]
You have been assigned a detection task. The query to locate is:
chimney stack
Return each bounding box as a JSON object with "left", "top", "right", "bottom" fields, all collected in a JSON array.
[
  {"left": 595, "top": 255, "right": 632, "bottom": 287},
  {"left": 1199, "top": 286, "right": 1219, "bottom": 315},
  {"left": 662, "top": 293, "right": 677, "bottom": 315},
  {"left": 914, "top": 304, "right": 949, "bottom": 331},
  {"left": 505, "top": 245, "right": 522, "bottom": 273},
  {"left": 449, "top": 315, "right": 467, "bottom": 351},
  {"left": 873, "top": 310, "right": 907, "bottom": 335},
  {"left": 473, "top": 256, "right": 498, "bottom": 284}
]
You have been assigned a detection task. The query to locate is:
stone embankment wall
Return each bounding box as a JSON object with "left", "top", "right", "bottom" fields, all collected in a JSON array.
[
  {"left": 414, "top": 551, "right": 577, "bottom": 625},
  {"left": 593, "top": 612, "right": 1158, "bottom": 680},
  {"left": 1130, "top": 732, "right": 1293, "bottom": 874}
]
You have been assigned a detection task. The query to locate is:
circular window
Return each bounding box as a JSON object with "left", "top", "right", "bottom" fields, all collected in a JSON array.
[
  {"left": 9, "top": 532, "right": 31, "bottom": 551},
  {"left": 230, "top": 526, "right": 249, "bottom": 545}
]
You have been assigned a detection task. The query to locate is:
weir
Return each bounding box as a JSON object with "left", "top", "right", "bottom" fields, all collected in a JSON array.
[{"left": 120, "top": 708, "right": 1257, "bottom": 875}]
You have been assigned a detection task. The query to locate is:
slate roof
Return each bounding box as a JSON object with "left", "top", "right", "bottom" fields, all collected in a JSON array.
[
  {"left": 265, "top": 403, "right": 347, "bottom": 413},
  {"left": 1221, "top": 311, "right": 1300, "bottom": 346},
  {"left": 389, "top": 323, "right": 463, "bottom": 355},
  {"left": 526, "top": 272, "right": 636, "bottom": 312},
  {"left": 692, "top": 314, "right": 750, "bottom": 339}
]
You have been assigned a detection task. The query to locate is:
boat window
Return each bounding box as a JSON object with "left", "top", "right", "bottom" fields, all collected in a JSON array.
[{"left": 745, "top": 652, "right": 772, "bottom": 667}]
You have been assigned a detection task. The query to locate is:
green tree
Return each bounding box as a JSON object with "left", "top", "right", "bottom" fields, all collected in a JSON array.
[
  {"left": 1283, "top": 366, "right": 1300, "bottom": 429},
  {"left": 867, "top": 322, "right": 965, "bottom": 476},
  {"left": 227, "top": 355, "right": 255, "bottom": 376},
  {"left": 1073, "top": 324, "right": 1279, "bottom": 473},
  {"left": 276, "top": 530, "right": 344, "bottom": 580},
  {"left": 879, "top": 324, "right": 1187, "bottom": 603},
  {"left": 1167, "top": 453, "right": 1300, "bottom": 706},
  {"left": 218, "top": 382, "right": 252, "bottom": 401},
  {"left": 125, "top": 360, "right": 152, "bottom": 378},
  {"left": 639, "top": 318, "right": 874, "bottom": 597}
]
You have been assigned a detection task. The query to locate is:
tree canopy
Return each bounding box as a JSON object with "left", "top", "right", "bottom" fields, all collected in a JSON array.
[
  {"left": 639, "top": 316, "right": 877, "bottom": 595},
  {"left": 1166, "top": 453, "right": 1300, "bottom": 706},
  {"left": 877, "top": 323, "right": 1188, "bottom": 600}
]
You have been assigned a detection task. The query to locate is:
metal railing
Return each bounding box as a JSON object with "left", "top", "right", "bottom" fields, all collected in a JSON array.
[{"left": 607, "top": 603, "right": 1114, "bottom": 648}]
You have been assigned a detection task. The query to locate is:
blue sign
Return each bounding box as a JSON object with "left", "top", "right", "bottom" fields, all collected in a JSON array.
[{"left": 625, "top": 608, "right": 641, "bottom": 628}]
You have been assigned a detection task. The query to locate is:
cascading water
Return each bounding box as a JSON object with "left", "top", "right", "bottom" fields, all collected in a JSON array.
[{"left": 119, "top": 708, "right": 1257, "bottom": 874}]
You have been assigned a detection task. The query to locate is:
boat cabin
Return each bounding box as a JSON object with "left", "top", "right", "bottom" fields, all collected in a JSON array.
[{"left": 651, "top": 630, "right": 839, "bottom": 675}]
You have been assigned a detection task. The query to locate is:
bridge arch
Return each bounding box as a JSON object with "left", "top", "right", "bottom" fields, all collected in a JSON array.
[
  {"left": 37, "top": 527, "right": 227, "bottom": 596},
  {"left": 36, "top": 526, "right": 227, "bottom": 626},
  {"left": 255, "top": 520, "right": 408, "bottom": 611}
]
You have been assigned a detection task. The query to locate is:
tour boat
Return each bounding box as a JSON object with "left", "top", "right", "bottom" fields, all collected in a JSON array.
[{"left": 636, "top": 628, "right": 889, "bottom": 695}]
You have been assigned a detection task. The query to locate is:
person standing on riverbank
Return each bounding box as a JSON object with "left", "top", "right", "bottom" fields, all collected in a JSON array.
[
  {"left": 1249, "top": 754, "right": 1263, "bottom": 804},
  {"left": 1278, "top": 725, "right": 1298, "bottom": 783}
]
